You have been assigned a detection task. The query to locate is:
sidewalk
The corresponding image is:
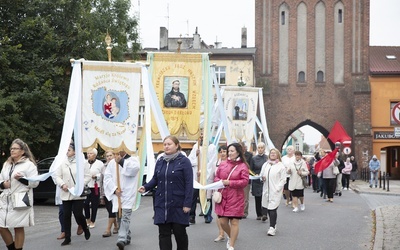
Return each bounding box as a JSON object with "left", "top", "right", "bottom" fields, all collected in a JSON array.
[{"left": 350, "top": 180, "right": 400, "bottom": 250}]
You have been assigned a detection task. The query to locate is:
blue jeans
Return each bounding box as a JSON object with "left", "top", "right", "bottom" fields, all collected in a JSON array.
[{"left": 370, "top": 171, "right": 378, "bottom": 187}]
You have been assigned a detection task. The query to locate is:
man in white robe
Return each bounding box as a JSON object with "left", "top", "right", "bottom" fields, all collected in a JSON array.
[{"left": 104, "top": 151, "right": 140, "bottom": 250}]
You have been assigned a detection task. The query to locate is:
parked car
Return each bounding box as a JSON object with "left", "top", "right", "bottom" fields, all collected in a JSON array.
[{"left": 33, "top": 157, "right": 56, "bottom": 203}]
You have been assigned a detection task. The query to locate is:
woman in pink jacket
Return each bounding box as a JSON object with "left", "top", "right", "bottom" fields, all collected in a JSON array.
[{"left": 214, "top": 143, "right": 249, "bottom": 250}]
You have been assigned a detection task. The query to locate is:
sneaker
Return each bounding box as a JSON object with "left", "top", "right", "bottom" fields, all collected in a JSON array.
[
  {"left": 116, "top": 241, "right": 125, "bottom": 250},
  {"left": 300, "top": 204, "right": 305, "bottom": 211},
  {"left": 267, "top": 227, "right": 276, "bottom": 236},
  {"left": 226, "top": 237, "right": 230, "bottom": 249},
  {"left": 89, "top": 222, "right": 95, "bottom": 229},
  {"left": 214, "top": 235, "right": 225, "bottom": 242},
  {"left": 228, "top": 247, "right": 235, "bottom": 250},
  {"left": 292, "top": 207, "right": 299, "bottom": 213}
]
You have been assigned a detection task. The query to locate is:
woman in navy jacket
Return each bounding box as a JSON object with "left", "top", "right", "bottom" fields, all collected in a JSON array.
[{"left": 139, "top": 135, "right": 193, "bottom": 250}]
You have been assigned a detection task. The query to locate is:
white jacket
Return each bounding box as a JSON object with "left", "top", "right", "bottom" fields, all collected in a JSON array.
[
  {"left": 0, "top": 157, "right": 39, "bottom": 228},
  {"left": 86, "top": 159, "right": 104, "bottom": 188},
  {"left": 260, "top": 161, "right": 287, "bottom": 210},
  {"left": 55, "top": 157, "right": 91, "bottom": 201},
  {"left": 287, "top": 159, "right": 309, "bottom": 190},
  {"left": 104, "top": 156, "right": 140, "bottom": 211}
]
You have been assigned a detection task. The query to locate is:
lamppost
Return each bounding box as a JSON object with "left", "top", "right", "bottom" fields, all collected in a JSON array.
[{"left": 105, "top": 31, "right": 112, "bottom": 62}]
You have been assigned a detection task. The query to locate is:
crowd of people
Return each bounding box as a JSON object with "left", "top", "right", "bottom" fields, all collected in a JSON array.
[{"left": 0, "top": 137, "right": 367, "bottom": 250}]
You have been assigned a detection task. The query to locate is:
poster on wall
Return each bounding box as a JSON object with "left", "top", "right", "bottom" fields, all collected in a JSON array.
[
  {"left": 81, "top": 61, "right": 142, "bottom": 153},
  {"left": 148, "top": 53, "right": 206, "bottom": 139},
  {"left": 223, "top": 87, "right": 259, "bottom": 143}
]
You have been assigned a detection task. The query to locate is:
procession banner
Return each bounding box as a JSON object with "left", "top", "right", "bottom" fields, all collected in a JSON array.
[
  {"left": 148, "top": 52, "right": 205, "bottom": 139},
  {"left": 222, "top": 87, "right": 260, "bottom": 143},
  {"left": 82, "top": 61, "right": 141, "bottom": 154}
]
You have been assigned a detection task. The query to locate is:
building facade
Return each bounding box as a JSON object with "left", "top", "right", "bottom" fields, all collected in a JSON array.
[{"left": 255, "top": 0, "right": 372, "bottom": 170}]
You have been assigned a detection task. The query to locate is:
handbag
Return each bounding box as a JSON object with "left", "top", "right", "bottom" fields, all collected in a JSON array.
[
  {"left": 12, "top": 192, "right": 31, "bottom": 210},
  {"left": 213, "top": 165, "right": 239, "bottom": 204},
  {"left": 68, "top": 167, "right": 91, "bottom": 197},
  {"left": 333, "top": 166, "right": 340, "bottom": 175},
  {"left": 301, "top": 176, "right": 309, "bottom": 188}
]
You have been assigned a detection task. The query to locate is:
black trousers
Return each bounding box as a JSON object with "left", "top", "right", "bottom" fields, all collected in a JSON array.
[
  {"left": 158, "top": 223, "right": 188, "bottom": 250},
  {"left": 255, "top": 196, "right": 264, "bottom": 217},
  {"left": 324, "top": 178, "right": 336, "bottom": 199},
  {"left": 189, "top": 188, "right": 199, "bottom": 219},
  {"left": 312, "top": 174, "right": 319, "bottom": 191},
  {"left": 84, "top": 187, "right": 100, "bottom": 222},
  {"left": 267, "top": 207, "right": 278, "bottom": 228},
  {"left": 63, "top": 199, "right": 88, "bottom": 237},
  {"left": 342, "top": 174, "right": 350, "bottom": 189},
  {"left": 105, "top": 197, "right": 116, "bottom": 218}
]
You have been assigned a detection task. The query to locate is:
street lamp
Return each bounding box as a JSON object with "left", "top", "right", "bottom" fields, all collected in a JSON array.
[{"left": 105, "top": 31, "right": 112, "bottom": 62}]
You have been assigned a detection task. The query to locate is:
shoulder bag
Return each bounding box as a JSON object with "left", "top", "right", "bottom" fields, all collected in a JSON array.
[
  {"left": 212, "top": 165, "right": 238, "bottom": 204},
  {"left": 295, "top": 163, "right": 309, "bottom": 188},
  {"left": 68, "top": 167, "right": 91, "bottom": 197}
]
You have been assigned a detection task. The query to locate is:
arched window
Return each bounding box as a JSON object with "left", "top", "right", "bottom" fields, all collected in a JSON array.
[
  {"left": 298, "top": 71, "right": 305, "bottom": 83},
  {"left": 317, "top": 70, "right": 324, "bottom": 82}
]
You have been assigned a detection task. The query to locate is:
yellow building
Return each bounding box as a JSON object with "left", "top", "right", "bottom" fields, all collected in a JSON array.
[{"left": 370, "top": 46, "right": 400, "bottom": 179}]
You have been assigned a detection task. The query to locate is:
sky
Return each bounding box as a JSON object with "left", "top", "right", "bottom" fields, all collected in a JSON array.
[{"left": 131, "top": 0, "right": 400, "bottom": 144}]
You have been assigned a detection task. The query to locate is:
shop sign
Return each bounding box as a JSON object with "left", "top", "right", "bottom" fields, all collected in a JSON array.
[{"left": 374, "top": 131, "right": 400, "bottom": 140}]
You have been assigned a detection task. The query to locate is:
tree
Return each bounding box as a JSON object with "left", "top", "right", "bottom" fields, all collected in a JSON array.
[{"left": 0, "top": 0, "right": 140, "bottom": 163}]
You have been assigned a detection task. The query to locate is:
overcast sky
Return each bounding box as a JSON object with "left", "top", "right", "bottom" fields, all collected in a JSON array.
[{"left": 132, "top": 0, "right": 400, "bottom": 49}]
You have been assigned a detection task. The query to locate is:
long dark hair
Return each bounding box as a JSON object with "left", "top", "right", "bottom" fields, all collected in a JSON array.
[{"left": 227, "top": 142, "right": 248, "bottom": 165}]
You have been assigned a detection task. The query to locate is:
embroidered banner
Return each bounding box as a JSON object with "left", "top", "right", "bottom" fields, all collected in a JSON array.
[
  {"left": 148, "top": 53, "right": 205, "bottom": 139},
  {"left": 82, "top": 61, "right": 141, "bottom": 153},
  {"left": 222, "top": 87, "right": 260, "bottom": 142}
]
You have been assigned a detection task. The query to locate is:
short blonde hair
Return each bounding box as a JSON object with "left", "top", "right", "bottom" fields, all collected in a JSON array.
[{"left": 87, "top": 147, "right": 98, "bottom": 156}]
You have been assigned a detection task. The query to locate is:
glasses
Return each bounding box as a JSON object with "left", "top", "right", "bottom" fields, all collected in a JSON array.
[{"left": 10, "top": 148, "right": 22, "bottom": 151}]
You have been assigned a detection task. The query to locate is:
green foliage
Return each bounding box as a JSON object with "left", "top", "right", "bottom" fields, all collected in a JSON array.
[{"left": 0, "top": 0, "right": 140, "bottom": 162}]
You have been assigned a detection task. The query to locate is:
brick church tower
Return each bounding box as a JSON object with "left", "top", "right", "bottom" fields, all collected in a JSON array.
[{"left": 255, "top": 0, "right": 372, "bottom": 165}]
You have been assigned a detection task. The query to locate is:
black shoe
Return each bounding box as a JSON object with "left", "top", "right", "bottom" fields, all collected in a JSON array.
[
  {"left": 84, "top": 228, "right": 91, "bottom": 240},
  {"left": 126, "top": 240, "right": 131, "bottom": 245},
  {"left": 117, "top": 241, "right": 125, "bottom": 250},
  {"left": 320, "top": 192, "right": 323, "bottom": 197},
  {"left": 189, "top": 217, "right": 196, "bottom": 224},
  {"left": 199, "top": 212, "right": 204, "bottom": 216},
  {"left": 61, "top": 237, "right": 71, "bottom": 246},
  {"left": 323, "top": 195, "right": 327, "bottom": 199},
  {"left": 261, "top": 215, "right": 268, "bottom": 222},
  {"left": 339, "top": 192, "right": 342, "bottom": 197}
]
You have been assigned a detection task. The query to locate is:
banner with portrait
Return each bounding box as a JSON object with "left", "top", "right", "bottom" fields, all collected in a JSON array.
[
  {"left": 81, "top": 61, "right": 141, "bottom": 153},
  {"left": 148, "top": 52, "right": 206, "bottom": 139},
  {"left": 222, "top": 87, "right": 260, "bottom": 143}
]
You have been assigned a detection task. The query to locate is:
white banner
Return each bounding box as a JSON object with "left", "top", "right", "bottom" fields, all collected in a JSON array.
[
  {"left": 82, "top": 61, "right": 141, "bottom": 153},
  {"left": 223, "top": 87, "right": 260, "bottom": 143}
]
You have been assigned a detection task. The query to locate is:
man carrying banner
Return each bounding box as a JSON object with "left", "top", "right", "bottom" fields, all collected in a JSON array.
[{"left": 104, "top": 151, "right": 140, "bottom": 250}]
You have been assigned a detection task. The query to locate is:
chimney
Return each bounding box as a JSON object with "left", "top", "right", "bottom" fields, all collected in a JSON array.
[
  {"left": 241, "top": 27, "right": 247, "bottom": 48},
  {"left": 193, "top": 27, "right": 201, "bottom": 49},
  {"left": 160, "top": 27, "right": 168, "bottom": 50}
]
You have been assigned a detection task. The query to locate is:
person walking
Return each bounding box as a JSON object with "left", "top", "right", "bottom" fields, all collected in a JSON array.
[
  {"left": 335, "top": 152, "right": 345, "bottom": 196},
  {"left": 287, "top": 151, "right": 309, "bottom": 212},
  {"left": 341, "top": 157, "right": 352, "bottom": 190},
  {"left": 0, "top": 139, "right": 39, "bottom": 250},
  {"left": 319, "top": 153, "right": 340, "bottom": 203},
  {"left": 99, "top": 150, "right": 118, "bottom": 237},
  {"left": 240, "top": 142, "right": 253, "bottom": 219},
  {"left": 55, "top": 143, "right": 91, "bottom": 246},
  {"left": 281, "top": 146, "right": 295, "bottom": 206},
  {"left": 138, "top": 136, "right": 193, "bottom": 250},
  {"left": 213, "top": 145, "right": 227, "bottom": 243},
  {"left": 84, "top": 148, "right": 104, "bottom": 229},
  {"left": 350, "top": 156, "right": 358, "bottom": 181},
  {"left": 250, "top": 142, "right": 268, "bottom": 221},
  {"left": 104, "top": 151, "right": 140, "bottom": 250},
  {"left": 369, "top": 155, "right": 380, "bottom": 188},
  {"left": 260, "top": 148, "right": 287, "bottom": 236},
  {"left": 214, "top": 143, "right": 249, "bottom": 250}
]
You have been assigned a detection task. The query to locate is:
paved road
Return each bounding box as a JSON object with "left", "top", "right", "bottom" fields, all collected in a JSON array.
[{"left": 0, "top": 187, "right": 373, "bottom": 250}]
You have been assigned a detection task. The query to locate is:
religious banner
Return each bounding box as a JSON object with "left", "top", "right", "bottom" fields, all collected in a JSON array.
[
  {"left": 222, "top": 87, "right": 260, "bottom": 142},
  {"left": 148, "top": 52, "right": 205, "bottom": 139},
  {"left": 81, "top": 61, "right": 141, "bottom": 153}
]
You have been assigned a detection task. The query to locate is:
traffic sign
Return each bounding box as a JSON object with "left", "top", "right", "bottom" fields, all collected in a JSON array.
[
  {"left": 343, "top": 147, "right": 351, "bottom": 155},
  {"left": 392, "top": 102, "right": 400, "bottom": 125}
]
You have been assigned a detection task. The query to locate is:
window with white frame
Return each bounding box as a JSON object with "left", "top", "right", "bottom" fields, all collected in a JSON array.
[
  {"left": 214, "top": 66, "right": 226, "bottom": 85},
  {"left": 138, "top": 106, "right": 145, "bottom": 127}
]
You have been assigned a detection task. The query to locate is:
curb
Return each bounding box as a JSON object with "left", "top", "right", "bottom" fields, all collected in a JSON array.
[{"left": 373, "top": 207, "right": 384, "bottom": 250}]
